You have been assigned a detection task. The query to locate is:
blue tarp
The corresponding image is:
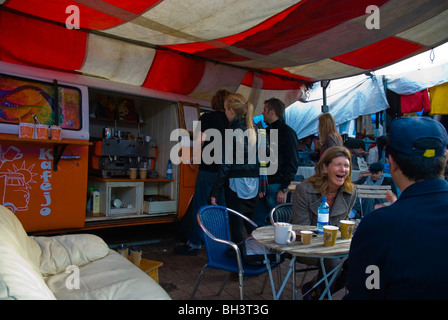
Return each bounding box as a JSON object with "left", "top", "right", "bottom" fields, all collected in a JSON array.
[
  {"left": 284, "top": 61, "right": 448, "bottom": 140},
  {"left": 285, "top": 74, "right": 388, "bottom": 139},
  {"left": 385, "top": 63, "right": 448, "bottom": 95}
]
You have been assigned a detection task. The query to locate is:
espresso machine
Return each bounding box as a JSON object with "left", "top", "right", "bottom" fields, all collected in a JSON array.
[{"left": 90, "top": 133, "right": 157, "bottom": 178}]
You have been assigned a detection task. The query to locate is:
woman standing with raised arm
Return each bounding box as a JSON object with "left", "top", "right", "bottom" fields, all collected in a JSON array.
[{"left": 174, "top": 89, "right": 230, "bottom": 256}]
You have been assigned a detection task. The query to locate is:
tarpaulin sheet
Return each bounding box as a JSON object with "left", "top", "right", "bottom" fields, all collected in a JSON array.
[{"left": 285, "top": 75, "right": 388, "bottom": 139}]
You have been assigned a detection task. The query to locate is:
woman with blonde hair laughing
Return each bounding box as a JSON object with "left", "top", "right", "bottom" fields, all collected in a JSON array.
[{"left": 291, "top": 146, "right": 357, "bottom": 299}]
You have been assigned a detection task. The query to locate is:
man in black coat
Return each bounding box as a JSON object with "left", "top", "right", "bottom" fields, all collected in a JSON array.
[{"left": 253, "top": 98, "right": 299, "bottom": 228}]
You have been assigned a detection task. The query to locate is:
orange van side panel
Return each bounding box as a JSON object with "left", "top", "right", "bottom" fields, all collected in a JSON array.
[
  {"left": 177, "top": 147, "right": 198, "bottom": 219},
  {"left": 0, "top": 141, "right": 88, "bottom": 232}
]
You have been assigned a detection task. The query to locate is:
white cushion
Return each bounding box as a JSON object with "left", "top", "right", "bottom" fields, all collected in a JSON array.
[
  {"left": 0, "top": 205, "right": 170, "bottom": 300},
  {"left": 0, "top": 205, "right": 42, "bottom": 270},
  {"left": 0, "top": 206, "right": 55, "bottom": 300},
  {"left": 45, "top": 250, "right": 171, "bottom": 300},
  {"left": 33, "top": 234, "right": 110, "bottom": 277}
]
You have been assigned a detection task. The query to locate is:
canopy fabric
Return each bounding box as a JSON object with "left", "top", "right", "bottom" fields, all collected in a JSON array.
[
  {"left": 285, "top": 75, "right": 389, "bottom": 139},
  {"left": 1, "top": 0, "right": 448, "bottom": 111}
]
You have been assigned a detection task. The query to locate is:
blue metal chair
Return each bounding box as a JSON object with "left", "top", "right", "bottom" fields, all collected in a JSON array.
[{"left": 190, "top": 205, "right": 280, "bottom": 300}]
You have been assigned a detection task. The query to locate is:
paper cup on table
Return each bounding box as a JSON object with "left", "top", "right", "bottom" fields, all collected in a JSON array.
[
  {"left": 129, "top": 168, "right": 137, "bottom": 179},
  {"left": 274, "top": 222, "right": 296, "bottom": 245},
  {"left": 323, "top": 226, "right": 339, "bottom": 246},
  {"left": 117, "top": 244, "right": 128, "bottom": 259},
  {"left": 19, "top": 123, "right": 34, "bottom": 138},
  {"left": 35, "top": 124, "right": 49, "bottom": 140},
  {"left": 130, "top": 247, "right": 142, "bottom": 266},
  {"left": 139, "top": 168, "right": 148, "bottom": 179},
  {"left": 300, "top": 230, "right": 313, "bottom": 245},
  {"left": 50, "top": 125, "right": 62, "bottom": 141},
  {"left": 340, "top": 220, "right": 355, "bottom": 239}
]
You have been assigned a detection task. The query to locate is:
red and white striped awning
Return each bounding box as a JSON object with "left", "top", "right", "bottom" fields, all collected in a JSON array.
[{"left": 1, "top": 0, "right": 448, "bottom": 108}]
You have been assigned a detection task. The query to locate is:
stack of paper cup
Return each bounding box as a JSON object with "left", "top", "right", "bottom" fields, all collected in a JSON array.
[
  {"left": 50, "top": 125, "right": 62, "bottom": 140},
  {"left": 35, "top": 124, "right": 49, "bottom": 140},
  {"left": 19, "top": 123, "right": 34, "bottom": 138},
  {"left": 139, "top": 168, "right": 148, "bottom": 179},
  {"left": 129, "top": 168, "right": 137, "bottom": 179}
]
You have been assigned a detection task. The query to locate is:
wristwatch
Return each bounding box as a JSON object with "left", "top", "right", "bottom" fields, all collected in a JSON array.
[{"left": 280, "top": 188, "right": 289, "bottom": 194}]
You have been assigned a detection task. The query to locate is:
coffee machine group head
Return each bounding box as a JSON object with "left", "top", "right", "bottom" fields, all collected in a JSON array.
[{"left": 90, "top": 136, "right": 156, "bottom": 178}]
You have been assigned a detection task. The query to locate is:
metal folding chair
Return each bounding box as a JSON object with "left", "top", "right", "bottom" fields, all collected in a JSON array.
[
  {"left": 356, "top": 184, "right": 391, "bottom": 218},
  {"left": 269, "top": 202, "right": 295, "bottom": 225},
  {"left": 269, "top": 203, "right": 318, "bottom": 291},
  {"left": 191, "top": 205, "right": 281, "bottom": 300}
]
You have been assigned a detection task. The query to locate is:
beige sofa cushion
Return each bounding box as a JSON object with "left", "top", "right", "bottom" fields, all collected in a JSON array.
[
  {"left": 0, "top": 206, "right": 55, "bottom": 299},
  {"left": 33, "top": 234, "right": 109, "bottom": 277},
  {"left": 45, "top": 250, "right": 171, "bottom": 300},
  {"left": 0, "top": 206, "right": 42, "bottom": 270},
  {"left": 0, "top": 205, "right": 170, "bottom": 300}
]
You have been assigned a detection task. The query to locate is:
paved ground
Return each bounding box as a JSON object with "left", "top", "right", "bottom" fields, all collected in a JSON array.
[{"left": 89, "top": 222, "right": 345, "bottom": 300}]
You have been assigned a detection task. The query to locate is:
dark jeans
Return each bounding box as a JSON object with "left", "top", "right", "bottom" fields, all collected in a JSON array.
[
  {"left": 254, "top": 183, "right": 281, "bottom": 227},
  {"left": 225, "top": 187, "right": 258, "bottom": 244},
  {"left": 188, "top": 169, "right": 225, "bottom": 248}
]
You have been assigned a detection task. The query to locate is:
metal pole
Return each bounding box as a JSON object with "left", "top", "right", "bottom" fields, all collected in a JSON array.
[{"left": 321, "top": 80, "right": 330, "bottom": 113}]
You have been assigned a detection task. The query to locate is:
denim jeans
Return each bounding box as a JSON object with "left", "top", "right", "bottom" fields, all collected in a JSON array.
[
  {"left": 187, "top": 169, "right": 225, "bottom": 248},
  {"left": 254, "top": 183, "right": 281, "bottom": 227}
]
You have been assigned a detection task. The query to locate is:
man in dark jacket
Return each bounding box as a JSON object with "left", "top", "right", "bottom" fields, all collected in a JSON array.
[
  {"left": 345, "top": 116, "right": 448, "bottom": 299},
  {"left": 254, "top": 98, "right": 299, "bottom": 227}
]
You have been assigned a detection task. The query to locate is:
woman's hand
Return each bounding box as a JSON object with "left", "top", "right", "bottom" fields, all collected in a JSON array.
[{"left": 210, "top": 197, "right": 217, "bottom": 205}]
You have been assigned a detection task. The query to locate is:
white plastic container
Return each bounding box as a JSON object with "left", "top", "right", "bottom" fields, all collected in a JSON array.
[{"left": 92, "top": 190, "right": 100, "bottom": 215}]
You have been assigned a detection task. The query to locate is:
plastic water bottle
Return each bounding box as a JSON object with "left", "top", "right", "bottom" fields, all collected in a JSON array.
[
  {"left": 166, "top": 159, "right": 173, "bottom": 179},
  {"left": 317, "top": 196, "right": 329, "bottom": 234}
]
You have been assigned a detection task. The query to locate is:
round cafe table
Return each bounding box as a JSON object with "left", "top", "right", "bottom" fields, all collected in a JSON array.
[{"left": 251, "top": 225, "right": 351, "bottom": 300}]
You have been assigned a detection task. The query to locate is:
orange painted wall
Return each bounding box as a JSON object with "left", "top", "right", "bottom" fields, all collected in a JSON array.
[
  {"left": 177, "top": 147, "right": 198, "bottom": 219},
  {"left": 0, "top": 140, "right": 88, "bottom": 232}
]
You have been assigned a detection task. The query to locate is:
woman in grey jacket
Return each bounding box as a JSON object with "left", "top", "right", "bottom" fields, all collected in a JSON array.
[
  {"left": 291, "top": 146, "right": 357, "bottom": 226},
  {"left": 291, "top": 146, "right": 357, "bottom": 299}
]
